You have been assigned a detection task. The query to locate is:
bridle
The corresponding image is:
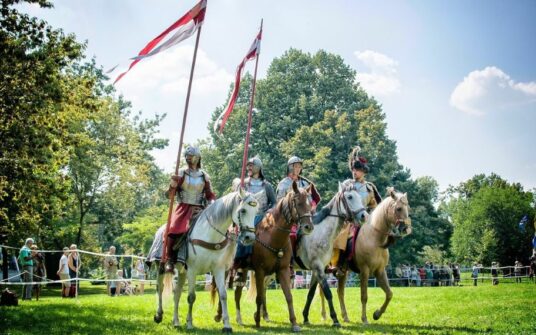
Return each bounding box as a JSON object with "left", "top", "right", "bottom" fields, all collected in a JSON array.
[
  {"left": 190, "top": 195, "right": 257, "bottom": 253},
  {"left": 329, "top": 189, "right": 366, "bottom": 223},
  {"left": 374, "top": 198, "right": 409, "bottom": 237},
  {"left": 279, "top": 191, "right": 312, "bottom": 233}
]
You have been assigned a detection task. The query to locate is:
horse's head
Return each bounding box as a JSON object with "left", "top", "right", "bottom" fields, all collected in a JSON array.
[
  {"left": 338, "top": 182, "right": 367, "bottom": 223},
  {"left": 283, "top": 180, "right": 314, "bottom": 234},
  {"left": 386, "top": 187, "right": 412, "bottom": 237},
  {"left": 233, "top": 188, "right": 258, "bottom": 246}
]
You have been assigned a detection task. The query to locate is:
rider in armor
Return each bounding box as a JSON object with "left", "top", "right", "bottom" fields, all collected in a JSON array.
[
  {"left": 331, "top": 146, "right": 381, "bottom": 276},
  {"left": 276, "top": 156, "right": 321, "bottom": 207},
  {"left": 165, "top": 146, "right": 216, "bottom": 272},
  {"left": 232, "top": 156, "right": 276, "bottom": 285},
  {"left": 276, "top": 156, "right": 321, "bottom": 279}
]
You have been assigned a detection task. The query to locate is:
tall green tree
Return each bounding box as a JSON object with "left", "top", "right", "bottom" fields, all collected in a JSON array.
[
  {"left": 199, "top": 48, "right": 450, "bottom": 266},
  {"left": 0, "top": 0, "right": 84, "bottom": 246},
  {"left": 444, "top": 174, "right": 534, "bottom": 265}
]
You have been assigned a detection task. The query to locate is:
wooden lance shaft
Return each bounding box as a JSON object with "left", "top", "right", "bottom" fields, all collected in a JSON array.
[
  {"left": 162, "top": 25, "right": 203, "bottom": 263},
  {"left": 240, "top": 20, "right": 263, "bottom": 187}
]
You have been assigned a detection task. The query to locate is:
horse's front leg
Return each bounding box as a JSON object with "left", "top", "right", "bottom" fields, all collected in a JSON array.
[
  {"left": 154, "top": 269, "right": 164, "bottom": 323},
  {"left": 214, "top": 268, "right": 233, "bottom": 333},
  {"left": 254, "top": 270, "right": 265, "bottom": 328},
  {"left": 360, "top": 268, "right": 370, "bottom": 324},
  {"left": 186, "top": 270, "right": 197, "bottom": 330},
  {"left": 302, "top": 274, "right": 318, "bottom": 325},
  {"left": 279, "top": 267, "right": 301, "bottom": 332},
  {"left": 173, "top": 270, "right": 186, "bottom": 327},
  {"left": 337, "top": 270, "right": 350, "bottom": 322},
  {"left": 316, "top": 266, "right": 341, "bottom": 327},
  {"left": 235, "top": 273, "right": 245, "bottom": 326},
  {"left": 373, "top": 269, "right": 393, "bottom": 321}
]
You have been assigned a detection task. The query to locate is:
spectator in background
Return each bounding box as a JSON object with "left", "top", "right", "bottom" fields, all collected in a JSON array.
[
  {"left": 452, "top": 263, "right": 460, "bottom": 286},
  {"left": 410, "top": 266, "right": 420, "bottom": 287},
  {"left": 135, "top": 253, "right": 146, "bottom": 294},
  {"left": 104, "top": 246, "right": 119, "bottom": 296},
  {"left": 514, "top": 261, "right": 522, "bottom": 283},
  {"left": 491, "top": 262, "right": 499, "bottom": 285},
  {"left": 425, "top": 266, "right": 433, "bottom": 287},
  {"left": 402, "top": 264, "right": 411, "bottom": 287},
  {"left": 68, "top": 244, "right": 81, "bottom": 297},
  {"left": 418, "top": 266, "right": 426, "bottom": 286},
  {"left": 18, "top": 238, "right": 34, "bottom": 300},
  {"left": 30, "top": 245, "right": 46, "bottom": 300},
  {"left": 56, "top": 247, "right": 71, "bottom": 298},
  {"left": 395, "top": 265, "right": 402, "bottom": 284},
  {"left": 472, "top": 263, "right": 479, "bottom": 286},
  {"left": 529, "top": 256, "right": 536, "bottom": 283}
]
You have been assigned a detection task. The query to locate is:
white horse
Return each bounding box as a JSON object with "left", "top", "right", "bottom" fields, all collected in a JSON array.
[
  {"left": 297, "top": 183, "right": 367, "bottom": 326},
  {"left": 148, "top": 189, "right": 258, "bottom": 333}
]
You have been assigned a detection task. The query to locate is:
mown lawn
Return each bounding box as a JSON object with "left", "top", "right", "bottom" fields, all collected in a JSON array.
[{"left": 1, "top": 281, "right": 535, "bottom": 334}]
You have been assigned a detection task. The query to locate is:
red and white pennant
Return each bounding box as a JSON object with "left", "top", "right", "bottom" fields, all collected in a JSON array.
[
  {"left": 112, "top": 0, "right": 207, "bottom": 84},
  {"left": 214, "top": 29, "right": 262, "bottom": 134}
]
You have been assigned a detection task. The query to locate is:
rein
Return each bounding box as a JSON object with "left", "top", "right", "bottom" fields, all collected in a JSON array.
[{"left": 190, "top": 198, "right": 253, "bottom": 254}]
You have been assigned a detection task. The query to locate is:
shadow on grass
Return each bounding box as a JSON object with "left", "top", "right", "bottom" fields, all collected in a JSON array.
[{"left": 302, "top": 321, "right": 488, "bottom": 334}]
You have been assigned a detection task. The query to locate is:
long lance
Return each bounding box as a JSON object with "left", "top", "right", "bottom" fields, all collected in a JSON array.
[
  {"left": 240, "top": 19, "right": 263, "bottom": 187},
  {"left": 162, "top": 25, "right": 203, "bottom": 264}
]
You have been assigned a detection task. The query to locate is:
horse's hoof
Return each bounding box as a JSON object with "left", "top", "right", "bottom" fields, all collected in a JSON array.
[
  {"left": 343, "top": 317, "right": 350, "bottom": 323},
  {"left": 153, "top": 314, "right": 163, "bottom": 323},
  {"left": 303, "top": 320, "right": 310, "bottom": 326},
  {"left": 214, "top": 315, "right": 222, "bottom": 322},
  {"left": 187, "top": 324, "right": 194, "bottom": 330},
  {"left": 332, "top": 321, "right": 341, "bottom": 328},
  {"left": 263, "top": 316, "right": 271, "bottom": 322},
  {"left": 373, "top": 310, "right": 382, "bottom": 320},
  {"left": 362, "top": 319, "right": 369, "bottom": 325},
  {"left": 221, "top": 327, "right": 233, "bottom": 333},
  {"left": 292, "top": 325, "right": 301, "bottom": 332},
  {"left": 321, "top": 314, "right": 327, "bottom": 321}
]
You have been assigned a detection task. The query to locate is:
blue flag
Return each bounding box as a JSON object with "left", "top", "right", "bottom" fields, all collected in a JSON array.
[
  {"left": 532, "top": 235, "right": 536, "bottom": 249},
  {"left": 519, "top": 214, "right": 528, "bottom": 232}
]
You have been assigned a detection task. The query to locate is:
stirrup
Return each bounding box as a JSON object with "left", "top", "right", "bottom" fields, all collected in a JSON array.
[{"left": 165, "top": 260, "right": 175, "bottom": 273}]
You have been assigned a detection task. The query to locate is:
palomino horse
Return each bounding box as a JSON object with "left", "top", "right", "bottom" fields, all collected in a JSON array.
[
  {"left": 299, "top": 183, "right": 367, "bottom": 327},
  {"left": 220, "top": 181, "right": 314, "bottom": 332},
  {"left": 321, "top": 187, "right": 411, "bottom": 324},
  {"left": 148, "top": 189, "right": 258, "bottom": 333}
]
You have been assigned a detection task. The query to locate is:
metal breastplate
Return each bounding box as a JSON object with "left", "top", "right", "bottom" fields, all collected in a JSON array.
[
  {"left": 179, "top": 169, "right": 205, "bottom": 205},
  {"left": 277, "top": 177, "right": 311, "bottom": 202},
  {"left": 246, "top": 178, "right": 268, "bottom": 214}
]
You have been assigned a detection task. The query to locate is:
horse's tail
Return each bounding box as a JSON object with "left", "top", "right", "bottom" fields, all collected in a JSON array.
[
  {"left": 162, "top": 271, "right": 174, "bottom": 296},
  {"left": 210, "top": 276, "right": 218, "bottom": 305},
  {"left": 246, "top": 271, "right": 256, "bottom": 301}
]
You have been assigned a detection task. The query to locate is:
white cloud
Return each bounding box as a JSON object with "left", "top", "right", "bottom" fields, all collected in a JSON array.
[
  {"left": 115, "top": 45, "right": 233, "bottom": 96},
  {"left": 113, "top": 46, "right": 234, "bottom": 172},
  {"left": 450, "top": 66, "right": 536, "bottom": 115},
  {"left": 354, "top": 50, "right": 400, "bottom": 97}
]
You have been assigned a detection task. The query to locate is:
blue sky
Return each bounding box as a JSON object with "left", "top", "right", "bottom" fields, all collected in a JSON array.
[{"left": 19, "top": 0, "right": 536, "bottom": 192}]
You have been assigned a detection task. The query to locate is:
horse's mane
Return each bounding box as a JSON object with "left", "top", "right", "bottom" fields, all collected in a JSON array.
[
  {"left": 312, "top": 206, "right": 331, "bottom": 225},
  {"left": 369, "top": 195, "right": 392, "bottom": 226},
  {"left": 199, "top": 191, "right": 241, "bottom": 224},
  {"left": 312, "top": 184, "right": 356, "bottom": 225},
  {"left": 369, "top": 191, "right": 407, "bottom": 227},
  {"left": 257, "top": 188, "right": 309, "bottom": 231}
]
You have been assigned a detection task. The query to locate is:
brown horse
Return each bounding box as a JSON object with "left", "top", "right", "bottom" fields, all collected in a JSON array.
[
  {"left": 215, "top": 180, "right": 315, "bottom": 332},
  {"left": 320, "top": 187, "right": 411, "bottom": 324}
]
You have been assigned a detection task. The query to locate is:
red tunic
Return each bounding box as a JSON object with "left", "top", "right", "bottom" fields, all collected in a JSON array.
[{"left": 168, "top": 171, "right": 216, "bottom": 235}]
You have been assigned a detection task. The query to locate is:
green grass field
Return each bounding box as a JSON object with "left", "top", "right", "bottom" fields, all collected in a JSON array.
[{"left": 1, "top": 280, "right": 535, "bottom": 335}]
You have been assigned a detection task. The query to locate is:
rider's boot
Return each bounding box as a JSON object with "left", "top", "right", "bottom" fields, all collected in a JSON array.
[{"left": 165, "top": 234, "right": 179, "bottom": 273}]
